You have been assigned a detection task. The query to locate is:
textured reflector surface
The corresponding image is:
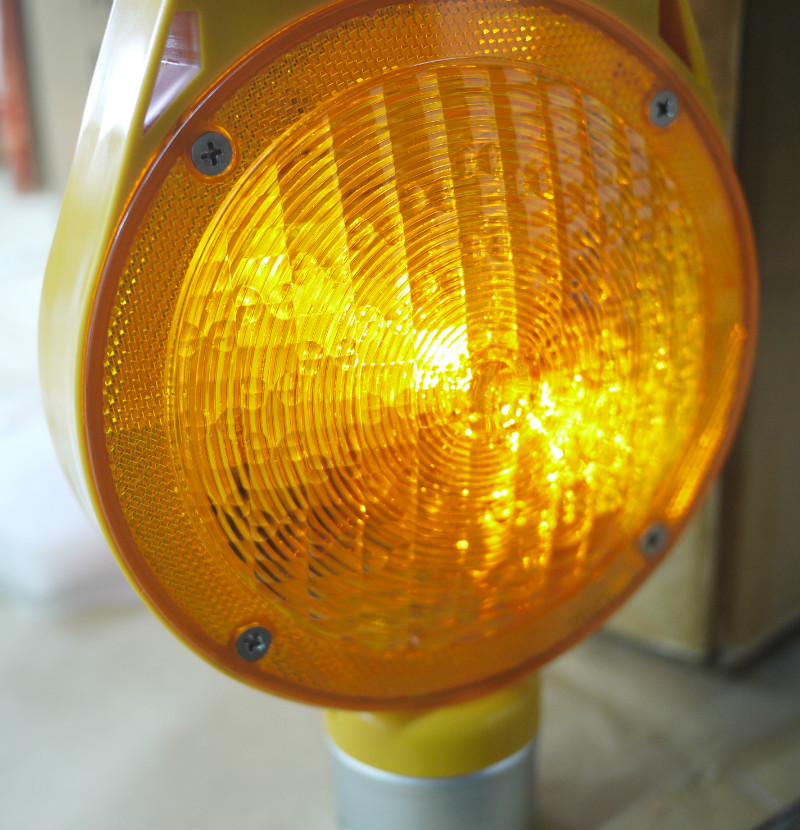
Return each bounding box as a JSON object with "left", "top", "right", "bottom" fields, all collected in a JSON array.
[{"left": 90, "top": 0, "right": 756, "bottom": 707}]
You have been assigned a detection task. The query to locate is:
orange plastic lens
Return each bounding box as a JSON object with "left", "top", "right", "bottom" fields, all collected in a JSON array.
[{"left": 90, "top": 0, "right": 756, "bottom": 707}]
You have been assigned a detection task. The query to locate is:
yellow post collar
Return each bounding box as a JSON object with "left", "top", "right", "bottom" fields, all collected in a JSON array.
[{"left": 325, "top": 673, "right": 540, "bottom": 778}]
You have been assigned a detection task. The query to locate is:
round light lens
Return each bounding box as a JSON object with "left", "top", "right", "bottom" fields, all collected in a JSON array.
[{"left": 88, "top": 0, "right": 756, "bottom": 707}]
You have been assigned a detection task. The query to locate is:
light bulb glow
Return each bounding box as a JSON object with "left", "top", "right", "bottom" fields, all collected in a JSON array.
[{"left": 87, "top": 0, "right": 756, "bottom": 707}]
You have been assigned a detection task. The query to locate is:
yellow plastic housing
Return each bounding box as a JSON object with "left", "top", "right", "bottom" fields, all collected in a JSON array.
[{"left": 42, "top": 0, "right": 757, "bottom": 709}]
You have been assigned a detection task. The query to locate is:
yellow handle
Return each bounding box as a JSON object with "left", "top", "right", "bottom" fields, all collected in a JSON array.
[{"left": 39, "top": 0, "right": 328, "bottom": 524}]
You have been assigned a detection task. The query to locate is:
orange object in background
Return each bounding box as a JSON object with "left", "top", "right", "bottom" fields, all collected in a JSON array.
[
  {"left": 43, "top": 0, "right": 757, "bottom": 710},
  {"left": 0, "top": 0, "right": 37, "bottom": 189}
]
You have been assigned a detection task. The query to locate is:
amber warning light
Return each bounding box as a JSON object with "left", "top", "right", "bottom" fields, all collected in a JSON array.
[{"left": 40, "top": 0, "right": 757, "bottom": 711}]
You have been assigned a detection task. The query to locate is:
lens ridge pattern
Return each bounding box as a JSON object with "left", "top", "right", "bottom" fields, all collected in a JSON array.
[
  {"left": 93, "top": 0, "right": 755, "bottom": 704},
  {"left": 170, "top": 61, "right": 700, "bottom": 648}
]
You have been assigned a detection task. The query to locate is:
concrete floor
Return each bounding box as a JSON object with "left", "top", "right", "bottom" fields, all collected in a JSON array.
[
  {"left": 1, "top": 171, "right": 798, "bottom": 830},
  {"left": 540, "top": 631, "right": 800, "bottom": 830},
  {"left": 0, "top": 597, "right": 798, "bottom": 830}
]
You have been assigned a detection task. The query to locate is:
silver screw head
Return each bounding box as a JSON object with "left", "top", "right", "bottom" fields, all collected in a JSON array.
[
  {"left": 191, "top": 130, "right": 233, "bottom": 175},
  {"left": 638, "top": 522, "right": 669, "bottom": 557},
  {"left": 649, "top": 90, "right": 679, "bottom": 127},
  {"left": 235, "top": 626, "right": 272, "bottom": 661}
]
